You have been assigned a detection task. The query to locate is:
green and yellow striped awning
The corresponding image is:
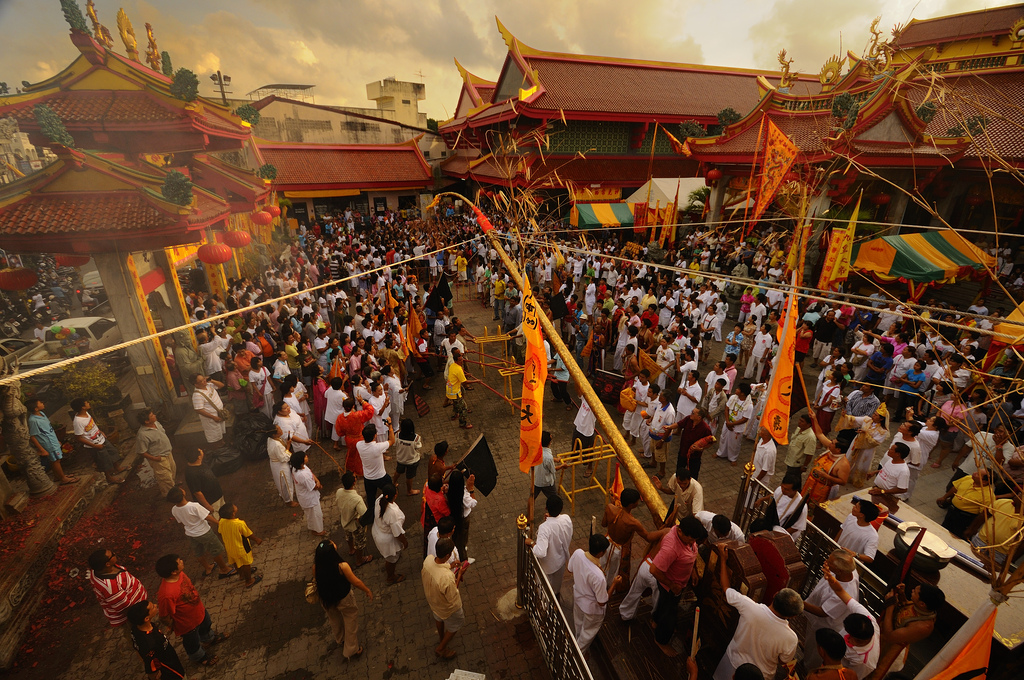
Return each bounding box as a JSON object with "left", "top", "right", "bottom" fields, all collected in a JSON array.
[
  {"left": 571, "top": 202, "right": 635, "bottom": 229},
  {"left": 850, "top": 229, "right": 996, "bottom": 284}
]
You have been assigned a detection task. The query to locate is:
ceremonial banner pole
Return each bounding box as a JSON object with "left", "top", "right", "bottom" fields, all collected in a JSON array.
[{"left": 428, "top": 192, "right": 668, "bottom": 524}]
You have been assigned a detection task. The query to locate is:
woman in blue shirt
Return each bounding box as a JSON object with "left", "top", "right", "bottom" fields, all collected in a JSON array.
[
  {"left": 27, "top": 399, "right": 77, "bottom": 484},
  {"left": 894, "top": 360, "right": 928, "bottom": 417}
]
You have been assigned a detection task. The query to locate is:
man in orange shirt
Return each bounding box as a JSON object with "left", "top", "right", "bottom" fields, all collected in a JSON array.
[{"left": 334, "top": 395, "right": 376, "bottom": 476}]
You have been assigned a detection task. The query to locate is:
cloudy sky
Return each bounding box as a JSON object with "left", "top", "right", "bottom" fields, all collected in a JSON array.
[{"left": 0, "top": 0, "right": 1016, "bottom": 121}]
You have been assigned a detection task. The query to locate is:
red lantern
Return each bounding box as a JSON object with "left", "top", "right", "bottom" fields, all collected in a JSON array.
[
  {"left": 871, "top": 193, "right": 891, "bottom": 205},
  {"left": 0, "top": 267, "right": 38, "bottom": 290},
  {"left": 54, "top": 254, "right": 91, "bottom": 267},
  {"left": 197, "top": 243, "right": 232, "bottom": 265},
  {"left": 706, "top": 168, "right": 723, "bottom": 183},
  {"left": 250, "top": 210, "right": 273, "bottom": 226},
  {"left": 222, "top": 230, "right": 252, "bottom": 248},
  {"left": 784, "top": 171, "right": 800, "bottom": 183},
  {"left": 965, "top": 194, "right": 985, "bottom": 207},
  {"left": 266, "top": 204, "right": 282, "bottom": 218}
]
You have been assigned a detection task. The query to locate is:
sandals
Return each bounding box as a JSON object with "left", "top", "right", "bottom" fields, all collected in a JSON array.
[
  {"left": 245, "top": 575, "right": 263, "bottom": 589},
  {"left": 344, "top": 647, "right": 364, "bottom": 661},
  {"left": 386, "top": 573, "right": 406, "bottom": 585},
  {"left": 461, "top": 424, "right": 474, "bottom": 429},
  {"left": 199, "top": 655, "right": 219, "bottom": 667},
  {"left": 358, "top": 555, "right": 374, "bottom": 566},
  {"left": 208, "top": 632, "right": 228, "bottom": 646},
  {"left": 435, "top": 648, "right": 457, "bottom": 659},
  {"left": 218, "top": 567, "right": 238, "bottom": 579}
]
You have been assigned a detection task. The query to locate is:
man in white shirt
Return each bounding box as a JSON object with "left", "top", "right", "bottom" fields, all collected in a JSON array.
[
  {"left": 198, "top": 329, "right": 230, "bottom": 379},
  {"left": 695, "top": 510, "right": 745, "bottom": 544},
  {"left": 745, "top": 325, "right": 775, "bottom": 380},
  {"left": 191, "top": 374, "right": 227, "bottom": 445},
  {"left": 821, "top": 563, "right": 880, "bottom": 679},
  {"left": 802, "top": 549, "right": 861, "bottom": 668},
  {"left": 525, "top": 494, "right": 575, "bottom": 595},
  {"left": 752, "top": 426, "right": 777, "bottom": 485},
  {"left": 566, "top": 535, "right": 621, "bottom": 654},
  {"left": 713, "top": 543, "right": 801, "bottom": 680},
  {"left": 835, "top": 499, "right": 880, "bottom": 564},
  {"left": 675, "top": 369, "right": 703, "bottom": 424},
  {"left": 868, "top": 442, "right": 910, "bottom": 512},
  {"left": 356, "top": 420, "right": 395, "bottom": 525}
]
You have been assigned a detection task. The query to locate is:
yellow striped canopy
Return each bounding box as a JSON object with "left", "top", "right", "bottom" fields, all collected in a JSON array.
[
  {"left": 570, "top": 202, "right": 635, "bottom": 229},
  {"left": 850, "top": 230, "right": 995, "bottom": 284}
]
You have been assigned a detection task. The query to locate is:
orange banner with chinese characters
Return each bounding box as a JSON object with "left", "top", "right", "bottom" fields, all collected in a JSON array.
[
  {"left": 405, "top": 300, "right": 422, "bottom": 358},
  {"left": 519, "top": 277, "right": 547, "bottom": 473},
  {"left": 751, "top": 121, "right": 799, "bottom": 226},
  {"left": 818, "top": 192, "right": 861, "bottom": 291},
  {"left": 610, "top": 462, "right": 624, "bottom": 504},
  {"left": 760, "top": 278, "right": 798, "bottom": 444}
]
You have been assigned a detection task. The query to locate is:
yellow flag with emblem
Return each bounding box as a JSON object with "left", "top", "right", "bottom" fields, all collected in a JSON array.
[
  {"left": 760, "top": 276, "right": 799, "bottom": 444},
  {"left": 519, "top": 277, "right": 547, "bottom": 473}
]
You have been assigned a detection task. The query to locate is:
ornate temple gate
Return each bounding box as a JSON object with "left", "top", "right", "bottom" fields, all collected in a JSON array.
[{"left": 516, "top": 517, "right": 594, "bottom": 680}]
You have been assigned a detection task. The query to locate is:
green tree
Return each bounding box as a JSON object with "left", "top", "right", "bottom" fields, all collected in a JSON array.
[
  {"left": 161, "top": 171, "right": 193, "bottom": 206},
  {"left": 427, "top": 118, "right": 439, "bottom": 132},
  {"left": 170, "top": 68, "right": 199, "bottom": 101},
  {"left": 717, "top": 108, "right": 742, "bottom": 127},
  {"left": 161, "top": 51, "right": 173, "bottom": 77},
  {"left": 235, "top": 104, "right": 261, "bottom": 126},
  {"left": 60, "top": 0, "right": 89, "bottom": 32},
  {"left": 678, "top": 120, "right": 706, "bottom": 139}
]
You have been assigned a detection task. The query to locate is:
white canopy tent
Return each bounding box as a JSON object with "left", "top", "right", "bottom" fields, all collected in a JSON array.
[{"left": 624, "top": 177, "right": 706, "bottom": 206}]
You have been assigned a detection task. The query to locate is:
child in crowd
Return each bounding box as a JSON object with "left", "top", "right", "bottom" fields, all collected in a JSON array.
[{"left": 217, "top": 501, "right": 263, "bottom": 588}]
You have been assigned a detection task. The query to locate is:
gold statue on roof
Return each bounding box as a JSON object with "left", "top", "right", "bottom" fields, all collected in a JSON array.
[
  {"left": 818, "top": 54, "right": 846, "bottom": 89},
  {"left": 85, "top": 0, "right": 113, "bottom": 48},
  {"left": 144, "top": 23, "right": 160, "bottom": 71},
  {"left": 865, "top": 16, "right": 896, "bottom": 75},
  {"left": 116, "top": 8, "right": 139, "bottom": 62},
  {"left": 778, "top": 49, "right": 797, "bottom": 89}
]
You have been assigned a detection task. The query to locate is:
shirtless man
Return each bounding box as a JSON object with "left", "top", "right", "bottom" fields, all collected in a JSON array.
[{"left": 600, "top": 488, "right": 669, "bottom": 590}]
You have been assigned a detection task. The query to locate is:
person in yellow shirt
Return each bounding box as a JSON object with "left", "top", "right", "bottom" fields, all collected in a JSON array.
[
  {"left": 936, "top": 469, "right": 994, "bottom": 539},
  {"left": 969, "top": 496, "right": 1023, "bottom": 566},
  {"left": 493, "top": 277, "right": 506, "bottom": 322},
  {"left": 455, "top": 253, "right": 468, "bottom": 287},
  {"left": 446, "top": 349, "right": 478, "bottom": 429},
  {"left": 218, "top": 502, "right": 263, "bottom": 588}
]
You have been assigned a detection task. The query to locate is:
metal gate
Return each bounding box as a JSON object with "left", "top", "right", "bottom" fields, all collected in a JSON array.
[{"left": 516, "top": 516, "right": 595, "bottom": 680}]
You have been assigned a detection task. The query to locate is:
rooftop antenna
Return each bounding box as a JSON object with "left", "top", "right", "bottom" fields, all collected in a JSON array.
[{"left": 414, "top": 70, "right": 425, "bottom": 82}]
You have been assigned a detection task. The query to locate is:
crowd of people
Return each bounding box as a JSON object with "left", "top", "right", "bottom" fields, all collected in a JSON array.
[{"left": 53, "top": 205, "right": 1023, "bottom": 678}]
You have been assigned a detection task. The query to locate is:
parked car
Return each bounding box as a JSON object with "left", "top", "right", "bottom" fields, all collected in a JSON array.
[{"left": 15, "top": 317, "right": 124, "bottom": 372}]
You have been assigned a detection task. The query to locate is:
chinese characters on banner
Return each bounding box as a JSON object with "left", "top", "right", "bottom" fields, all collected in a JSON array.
[
  {"left": 519, "top": 277, "right": 547, "bottom": 473},
  {"left": 751, "top": 121, "right": 799, "bottom": 227},
  {"left": 818, "top": 192, "right": 862, "bottom": 291},
  {"left": 760, "top": 279, "right": 799, "bottom": 444}
]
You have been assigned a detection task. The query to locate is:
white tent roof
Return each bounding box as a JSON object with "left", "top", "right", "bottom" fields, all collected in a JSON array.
[{"left": 625, "top": 177, "right": 706, "bottom": 206}]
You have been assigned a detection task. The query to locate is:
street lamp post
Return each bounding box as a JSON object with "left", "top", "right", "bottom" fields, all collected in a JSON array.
[{"left": 210, "top": 71, "right": 232, "bottom": 106}]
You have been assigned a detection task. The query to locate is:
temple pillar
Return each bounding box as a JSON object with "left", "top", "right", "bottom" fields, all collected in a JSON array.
[
  {"left": 204, "top": 262, "right": 229, "bottom": 304},
  {"left": 803, "top": 192, "right": 832, "bottom": 285},
  {"left": 930, "top": 182, "right": 967, "bottom": 227},
  {"left": 705, "top": 180, "right": 727, "bottom": 227},
  {"left": 93, "top": 252, "right": 175, "bottom": 408},
  {"left": 153, "top": 250, "right": 192, "bottom": 339}
]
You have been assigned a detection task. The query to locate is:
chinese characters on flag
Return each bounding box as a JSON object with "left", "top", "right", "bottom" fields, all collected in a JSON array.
[
  {"left": 751, "top": 120, "right": 799, "bottom": 227},
  {"left": 519, "top": 277, "right": 547, "bottom": 473},
  {"left": 818, "top": 192, "right": 862, "bottom": 291},
  {"left": 760, "top": 278, "right": 799, "bottom": 444}
]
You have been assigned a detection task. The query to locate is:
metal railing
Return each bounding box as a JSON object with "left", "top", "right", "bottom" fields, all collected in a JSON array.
[{"left": 516, "top": 516, "right": 595, "bottom": 680}]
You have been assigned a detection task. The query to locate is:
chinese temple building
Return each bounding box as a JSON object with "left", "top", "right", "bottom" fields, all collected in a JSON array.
[
  {"left": 439, "top": 17, "right": 817, "bottom": 204},
  {"left": 0, "top": 8, "right": 269, "bottom": 404}
]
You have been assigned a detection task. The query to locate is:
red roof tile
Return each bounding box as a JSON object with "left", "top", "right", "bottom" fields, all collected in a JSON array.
[
  {"left": 2, "top": 91, "right": 181, "bottom": 126},
  {"left": 257, "top": 143, "right": 432, "bottom": 189},
  {"left": 0, "top": 193, "right": 177, "bottom": 236},
  {"left": 521, "top": 57, "right": 805, "bottom": 118},
  {"left": 908, "top": 71, "right": 1024, "bottom": 161},
  {"left": 447, "top": 153, "right": 697, "bottom": 187},
  {"left": 476, "top": 85, "right": 496, "bottom": 104},
  {"left": 895, "top": 5, "right": 1024, "bottom": 47}
]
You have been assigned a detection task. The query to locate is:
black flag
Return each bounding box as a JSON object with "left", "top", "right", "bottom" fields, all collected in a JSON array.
[
  {"left": 454, "top": 434, "right": 498, "bottom": 496},
  {"left": 425, "top": 276, "right": 453, "bottom": 313}
]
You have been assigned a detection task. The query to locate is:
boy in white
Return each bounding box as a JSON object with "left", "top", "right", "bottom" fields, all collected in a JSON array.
[
  {"left": 566, "top": 535, "right": 621, "bottom": 654},
  {"left": 802, "top": 549, "right": 861, "bottom": 668},
  {"left": 835, "top": 499, "right": 880, "bottom": 564},
  {"left": 868, "top": 442, "right": 910, "bottom": 512},
  {"left": 267, "top": 425, "right": 297, "bottom": 506},
  {"left": 713, "top": 543, "right": 801, "bottom": 680},
  {"left": 822, "top": 563, "right": 879, "bottom": 679},
  {"left": 525, "top": 494, "right": 574, "bottom": 594}
]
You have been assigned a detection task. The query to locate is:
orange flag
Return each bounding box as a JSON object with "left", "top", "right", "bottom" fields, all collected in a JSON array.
[
  {"left": 405, "top": 300, "right": 423, "bottom": 358},
  {"left": 610, "top": 461, "right": 624, "bottom": 504},
  {"left": 751, "top": 120, "right": 798, "bottom": 226},
  {"left": 761, "top": 276, "right": 799, "bottom": 444},
  {"left": 519, "top": 277, "right": 547, "bottom": 473},
  {"left": 915, "top": 601, "right": 996, "bottom": 680}
]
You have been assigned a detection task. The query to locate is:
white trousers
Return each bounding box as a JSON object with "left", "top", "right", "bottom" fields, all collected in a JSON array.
[
  {"left": 270, "top": 460, "right": 294, "bottom": 503},
  {"left": 572, "top": 603, "right": 605, "bottom": 654},
  {"left": 619, "top": 559, "right": 659, "bottom": 621},
  {"left": 302, "top": 502, "right": 324, "bottom": 533},
  {"left": 599, "top": 543, "right": 622, "bottom": 589},
  {"left": 717, "top": 429, "right": 745, "bottom": 462}
]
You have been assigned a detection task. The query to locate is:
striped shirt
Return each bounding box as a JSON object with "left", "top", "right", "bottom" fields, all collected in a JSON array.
[{"left": 88, "top": 568, "right": 148, "bottom": 626}]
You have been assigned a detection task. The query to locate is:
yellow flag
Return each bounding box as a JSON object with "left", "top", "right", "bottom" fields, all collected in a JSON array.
[
  {"left": 818, "top": 192, "right": 861, "bottom": 291},
  {"left": 519, "top": 277, "right": 547, "bottom": 473},
  {"left": 761, "top": 281, "right": 798, "bottom": 444}
]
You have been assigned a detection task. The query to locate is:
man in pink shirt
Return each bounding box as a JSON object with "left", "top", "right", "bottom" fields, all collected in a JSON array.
[{"left": 650, "top": 517, "right": 708, "bottom": 656}]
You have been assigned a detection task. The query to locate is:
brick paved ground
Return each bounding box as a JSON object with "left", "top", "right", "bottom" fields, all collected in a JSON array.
[{"left": 11, "top": 284, "right": 958, "bottom": 680}]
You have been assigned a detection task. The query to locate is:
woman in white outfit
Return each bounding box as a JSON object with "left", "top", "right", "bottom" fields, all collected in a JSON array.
[
  {"left": 371, "top": 483, "right": 408, "bottom": 584},
  {"left": 290, "top": 450, "right": 325, "bottom": 536},
  {"left": 323, "top": 377, "right": 349, "bottom": 447},
  {"left": 267, "top": 426, "right": 298, "bottom": 507}
]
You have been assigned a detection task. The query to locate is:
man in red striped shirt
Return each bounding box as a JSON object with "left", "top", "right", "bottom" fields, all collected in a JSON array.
[{"left": 88, "top": 548, "right": 148, "bottom": 637}]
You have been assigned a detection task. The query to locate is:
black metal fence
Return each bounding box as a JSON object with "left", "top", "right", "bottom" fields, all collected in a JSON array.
[{"left": 516, "top": 519, "right": 595, "bottom": 680}]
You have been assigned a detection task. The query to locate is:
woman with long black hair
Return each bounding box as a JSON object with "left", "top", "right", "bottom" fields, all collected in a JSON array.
[
  {"left": 445, "top": 470, "right": 478, "bottom": 562},
  {"left": 313, "top": 539, "right": 372, "bottom": 660}
]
